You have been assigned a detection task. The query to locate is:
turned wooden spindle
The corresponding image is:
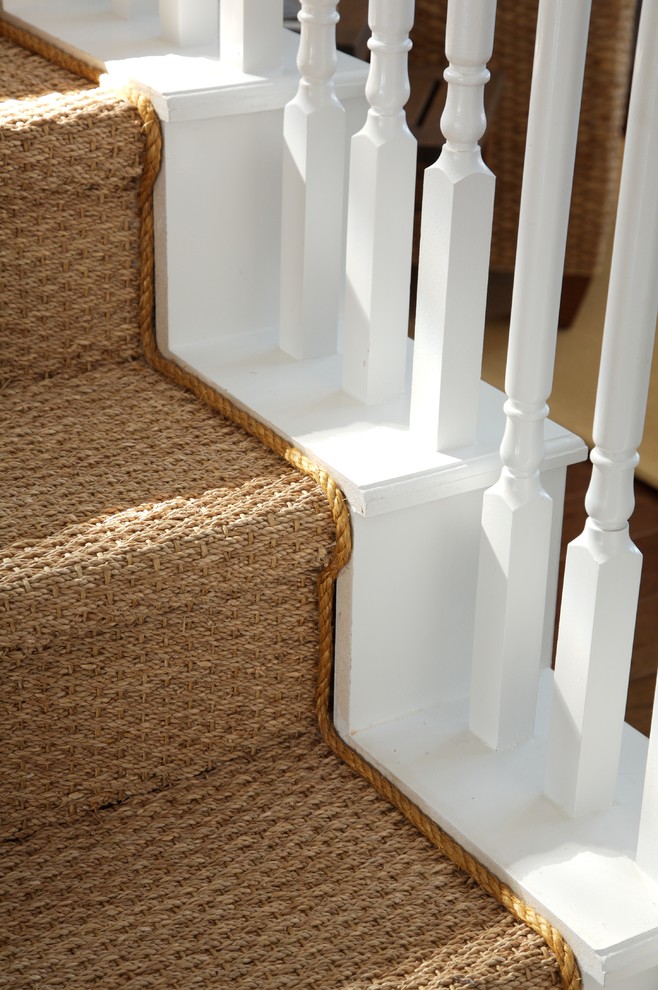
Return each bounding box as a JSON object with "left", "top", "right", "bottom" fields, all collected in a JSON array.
[
  {"left": 546, "top": 0, "right": 658, "bottom": 820},
  {"left": 409, "top": 0, "right": 496, "bottom": 449},
  {"left": 341, "top": 0, "right": 416, "bottom": 404},
  {"left": 469, "top": 0, "right": 592, "bottom": 751},
  {"left": 279, "top": 0, "right": 346, "bottom": 360}
]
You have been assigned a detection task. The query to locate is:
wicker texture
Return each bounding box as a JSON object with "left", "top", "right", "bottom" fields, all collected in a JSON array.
[
  {"left": 1, "top": 740, "right": 561, "bottom": 990},
  {"left": 0, "top": 362, "right": 335, "bottom": 838},
  {"left": 0, "top": 24, "right": 577, "bottom": 990},
  {"left": 0, "top": 33, "right": 94, "bottom": 99},
  {"left": 411, "top": 0, "right": 636, "bottom": 275},
  {"left": 1, "top": 362, "right": 306, "bottom": 550},
  {"left": 0, "top": 33, "right": 336, "bottom": 838},
  {"left": 0, "top": 65, "right": 145, "bottom": 389}
]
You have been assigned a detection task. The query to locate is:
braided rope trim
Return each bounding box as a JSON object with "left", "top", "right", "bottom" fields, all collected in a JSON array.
[{"left": 2, "top": 19, "right": 581, "bottom": 989}]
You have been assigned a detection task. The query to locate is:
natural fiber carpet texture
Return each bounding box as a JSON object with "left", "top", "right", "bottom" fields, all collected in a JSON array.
[
  {"left": 0, "top": 35, "right": 144, "bottom": 389},
  {"left": 1, "top": 25, "right": 567, "bottom": 990},
  {"left": 1, "top": 361, "right": 337, "bottom": 838},
  {"left": 1, "top": 741, "right": 561, "bottom": 990}
]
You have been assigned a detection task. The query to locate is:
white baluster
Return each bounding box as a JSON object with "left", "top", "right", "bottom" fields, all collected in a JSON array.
[
  {"left": 220, "top": 0, "right": 283, "bottom": 75},
  {"left": 639, "top": 687, "right": 658, "bottom": 880},
  {"left": 409, "top": 0, "right": 496, "bottom": 448},
  {"left": 341, "top": 0, "right": 416, "bottom": 404},
  {"left": 546, "top": 0, "right": 658, "bottom": 820},
  {"left": 159, "top": 0, "right": 218, "bottom": 48},
  {"left": 279, "top": 0, "right": 346, "bottom": 359},
  {"left": 112, "top": 0, "right": 157, "bottom": 17},
  {"left": 469, "top": 0, "right": 592, "bottom": 751}
]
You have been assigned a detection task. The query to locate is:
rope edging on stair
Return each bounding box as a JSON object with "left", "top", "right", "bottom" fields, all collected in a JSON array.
[
  {"left": 1, "top": 18, "right": 580, "bottom": 989},
  {"left": 131, "top": 90, "right": 583, "bottom": 990}
]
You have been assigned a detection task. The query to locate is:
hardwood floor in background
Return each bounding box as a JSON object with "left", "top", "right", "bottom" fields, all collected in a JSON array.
[{"left": 558, "top": 461, "right": 658, "bottom": 736}]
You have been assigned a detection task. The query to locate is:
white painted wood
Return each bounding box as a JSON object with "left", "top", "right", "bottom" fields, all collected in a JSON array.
[
  {"left": 171, "top": 332, "right": 585, "bottom": 516},
  {"left": 335, "top": 488, "right": 484, "bottom": 737},
  {"left": 341, "top": 0, "right": 416, "bottom": 404},
  {"left": 470, "top": 466, "right": 554, "bottom": 750},
  {"left": 546, "top": 0, "right": 658, "bottom": 823},
  {"left": 104, "top": 32, "right": 368, "bottom": 123},
  {"left": 348, "top": 675, "right": 658, "bottom": 990},
  {"left": 220, "top": 0, "right": 283, "bottom": 75},
  {"left": 159, "top": 0, "right": 217, "bottom": 48},
  {"left": 7, "top": 9, "right": 649, "bottom": 979},
  {"left": 409, "top": 0, "right": 496, "bottom": 450},
  {"left": 591, "top": 972, "right": 658, "bottom": 990},
  {"left": 279, "top": 0, "right": 346, "bottom": 359},
  {"left": 639, "top": 681, "right": 658, "bottom": 880},
  {"left": 540, "top": 466, "right": 567, "bottom": 671},
  {"left": 469, "top": 0, "right": 592, "bottom": 751},
  {"left": 154, "top": 112, "right": 288, "bottom": 352},
  {"left": 81, "top": 30, "right": 366, "bottom": 359},
  {"left": 334, "top": 465, "right": 570, "bottom": 739},
  {"left": 147, "top": 61, "right": 367, "bottom": 357},
  {"left": 112, "top": 0, "right": 157, "bottom": 17},
  {"left": 545, "top": 517, "right": 642, "bottom": 817},
  {"left": 1, "top": 0, "right": 167, "bottom": 65}
]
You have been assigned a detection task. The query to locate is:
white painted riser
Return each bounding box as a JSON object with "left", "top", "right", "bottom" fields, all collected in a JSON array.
[{"left": 334, "top": 467, "right": 569, "bottom": 735}]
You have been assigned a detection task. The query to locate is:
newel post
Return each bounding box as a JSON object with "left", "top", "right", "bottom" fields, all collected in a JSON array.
[
  {"left": 341, "top": 0, "right": 416, "bottom": 404},
  {"left": 409, "top": 0, "right": 496, "bottom": 449},
  {"left": 220, "top": 0, "right": 284, "bottom": 74},
  {"left": 279, "top": 0, "right": 346, "bottom": 359},
  {"left": 159, "top": 0, "right": 218, "bottom": 47},
  {"left": 469, "top": 0, "right": 592, "bottom": 751}
]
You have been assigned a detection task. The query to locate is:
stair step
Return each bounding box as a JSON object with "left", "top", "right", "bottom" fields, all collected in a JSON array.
[
  {"left": 1, "top": 361, "right": 335, "bottom": 838},
  {"left": 0, "top": 38, "right": 145, "bottom": 391},
  {"left": 1, "top": 736, "right": 563, "bottom": 990},
  {"left": 0, "top": 21, "right": 572, "bottom": 990}
]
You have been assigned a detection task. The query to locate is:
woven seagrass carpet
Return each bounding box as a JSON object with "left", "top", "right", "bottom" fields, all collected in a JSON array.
[{"left": 0, "top": 23, "right": 577, "bottom": 990}]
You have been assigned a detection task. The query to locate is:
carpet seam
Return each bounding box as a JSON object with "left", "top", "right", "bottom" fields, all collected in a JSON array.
[{"left": 0, "top": 18, "right": 581, "bottom": 989}]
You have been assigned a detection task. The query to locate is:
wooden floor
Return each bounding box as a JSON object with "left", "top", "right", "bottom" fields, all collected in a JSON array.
[{"left": 559, "top": 462, "right": 658, "bottom": 736}]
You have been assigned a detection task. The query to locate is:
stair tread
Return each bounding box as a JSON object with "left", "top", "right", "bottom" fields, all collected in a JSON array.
[
  {"left": 0, "top": 22, "right": 571, "bottom": 989},
  {"left": 1, "top": 360, "right": 304, "bottom": 551},
  {"left": 0, "top": 62, "right": 146, "bottom": 390},
  {"left": 0, "top": 32, "right": 94, "bottom": 100},
  {"left": 1, "top": 359, "right": 336, "bottom": 838},
  {"left": 1, "top": 736, "right": 562, "bottom": 990}
]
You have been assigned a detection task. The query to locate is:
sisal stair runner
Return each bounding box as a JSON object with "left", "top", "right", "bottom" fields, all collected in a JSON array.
[{"left": 0, "top": 24, "right": 577, "bottom": 989}]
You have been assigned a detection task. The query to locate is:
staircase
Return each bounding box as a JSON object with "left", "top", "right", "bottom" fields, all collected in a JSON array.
[{"left": 0, "top": 23, "right": 578, "bottom": 990}]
